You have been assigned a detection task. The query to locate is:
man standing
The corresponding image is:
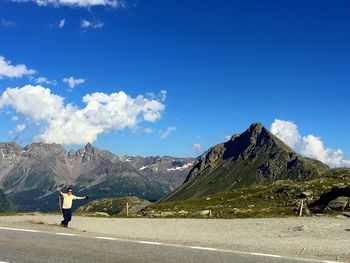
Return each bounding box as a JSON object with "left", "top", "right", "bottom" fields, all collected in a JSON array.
[{"left": 56, "top": 186, "right": 88, "bottom": 227}]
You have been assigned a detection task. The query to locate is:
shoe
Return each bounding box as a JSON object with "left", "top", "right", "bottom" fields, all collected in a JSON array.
[{"left": 60, "top": 223, "right": 67, "bottom": 227}]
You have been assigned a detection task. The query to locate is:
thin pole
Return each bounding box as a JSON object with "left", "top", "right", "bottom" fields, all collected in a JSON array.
[
  {"left": 299, "top": 199, "right": 304, "bottom": 217},
  {"left": 126, "top": 202, "right": 129, "bottom": 217}
]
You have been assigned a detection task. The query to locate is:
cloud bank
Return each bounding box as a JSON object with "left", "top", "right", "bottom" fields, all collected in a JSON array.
[
  {"left": 0, "top": 85, "right": 166, "bottom": 144},
  {"left": 11, "top": 0, "right": 127, "bottom": 8},
  {"left": 0, "top": 56, "right": 36, "bottom": 78},
  {"left": 271, "top": 119, "right": 350, "bottom": 168}
]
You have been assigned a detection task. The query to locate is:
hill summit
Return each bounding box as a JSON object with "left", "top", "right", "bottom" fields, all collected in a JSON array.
[{"left": 162, "top": 122, "right": 329, "bottom": 202}]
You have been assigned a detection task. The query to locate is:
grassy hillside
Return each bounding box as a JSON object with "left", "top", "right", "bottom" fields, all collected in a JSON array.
[
  {"left": 140, "top": 169, "right": 349, "bottom": 218},
  {"left": 76, "top": 196, "right": 151, "bottom": 216}
]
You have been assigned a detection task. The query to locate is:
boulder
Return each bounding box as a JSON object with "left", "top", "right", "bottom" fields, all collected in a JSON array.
[
  {"left": 193, "top": 210, "right": 210, "bottom": 216},
  {"left": 327, "top": 196, "right": 349, "bottom": 210}
]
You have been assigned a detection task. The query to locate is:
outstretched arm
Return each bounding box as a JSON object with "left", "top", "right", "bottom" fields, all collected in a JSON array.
[
  {"left": 73, "top": 195, "right": 88, "bottom": 200},
  {"left": 56, "top": 186, "right": 64, "bottom": 196}
]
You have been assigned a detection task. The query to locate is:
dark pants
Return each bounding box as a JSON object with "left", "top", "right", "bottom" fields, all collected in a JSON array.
[{"left": 61, "top": 208, "right": 72, "bottom": 227}]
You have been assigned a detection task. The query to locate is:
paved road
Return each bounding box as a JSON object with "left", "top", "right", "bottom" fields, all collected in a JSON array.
[{"left": 0, "top": 225, "right": 343, "bottom": 263}]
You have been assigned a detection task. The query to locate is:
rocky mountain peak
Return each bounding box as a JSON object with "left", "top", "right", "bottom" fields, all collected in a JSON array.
[
  {"left": 79, "top": 143, "right": 95, "bottom": 163},
  {"left": 0, "top": 142, "right": 22, "bottom": 156},
  {"left": 85, "top": 143, "right": 93, "bottom": 150},
  {"left": 162, "top": 122, "right": 329, "bottom": 202}
]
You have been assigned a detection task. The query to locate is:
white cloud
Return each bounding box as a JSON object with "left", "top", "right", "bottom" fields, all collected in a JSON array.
[
  {"left": 144, "top": 128, "right": 153, "bottom": 134},
  {"left": 225, "top": 135, "right": 231, "bottom": 140},
  {"left": 11, "top": 116, "right": 19, "bottom": 121},
  {"left": 270, "top": 119, "right": 350, "bottom": 168},
  {"left": 146, "top": 90, "right": 167, "bottom": 102},
  {"left": 63, "top": 76, "right": 85, "bottom": 89},
  {"left": 159, "top": 90, "right": 167, "bottom": 102},
  {"left": 11, "top": 0, "right": 127, "bottom": 8},
  {"left": 0, "top": 19, "right": 16, "bottom": 27},
  {"left": 159, "top": 126, "right": 176, "bottom": 139},
  {"left": 81, "top": 19, "right": 104, "bottom": 29},
  {"left": 0, "top": 56, "right": 36, "bottom": 78},
  {"left": 58, "top": 18, "right": 65, "bottom": 28},
  {"left": 16, "top": 124, "right": 26, "bottom": 132},
  {"left": 31, "top": 76, "right": 57, "bottom": 85},
  {"left": 270, "top": 119, "right": 301, "bottom": 148},
  {"left": 193, "top": 143, "right": 203, "bottom": 154},
  {"left": 0, "top": 85, "right": 166, "bottom": 145}
]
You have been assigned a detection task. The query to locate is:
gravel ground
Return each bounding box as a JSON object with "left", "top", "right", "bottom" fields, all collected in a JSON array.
[{"left": 1, "top": 215, "right": 349, "bottom": 262}]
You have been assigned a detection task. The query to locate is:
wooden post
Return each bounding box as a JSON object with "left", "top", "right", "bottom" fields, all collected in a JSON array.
[
  {"left": 209, "top": 209, "right": 212, "bottom": 218},
  {"left": 126, "top": 202, "right": 129, "bottom": 217},
  {"left": 299, "top": 199, "right": 304, "bottom": 217}
]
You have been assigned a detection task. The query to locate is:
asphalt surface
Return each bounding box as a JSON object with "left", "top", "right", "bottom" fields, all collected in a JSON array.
[{"left": 0, "top": 224, "right": 344, "bottom": 263}]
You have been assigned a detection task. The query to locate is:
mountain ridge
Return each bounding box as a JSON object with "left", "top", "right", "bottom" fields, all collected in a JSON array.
[
  {"left": 0, "top": 142, "right": 194, "bottom": 211},
  {"left": 161, "top": 123, "right": 329, "bottom": 202}
]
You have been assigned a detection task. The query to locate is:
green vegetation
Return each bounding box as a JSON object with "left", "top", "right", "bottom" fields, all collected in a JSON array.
[
  {"left": 76, "top": 196, "right": 151, "bottom": 216},
  {"left": 141, "top": 171, "right": 349, "bottom": 218},
  {"left": 0, "top": 189, "right": 16, "bottom": 212},
  {"left": 162, "top": 123, "right": 330, "bottom": 203}
]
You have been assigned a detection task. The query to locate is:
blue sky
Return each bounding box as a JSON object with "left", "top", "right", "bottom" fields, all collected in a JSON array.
[{"left": 0, "top": 0, "right": 349, "bottom": 166}]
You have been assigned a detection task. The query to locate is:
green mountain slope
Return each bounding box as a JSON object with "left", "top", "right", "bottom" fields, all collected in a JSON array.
[
  {"left": 162, "top": 123, "right": 329, "bottom": 202},
  {"left": 141, "top": 169, "right": 350, "bottom": 218},
  {"left": 76, "top": 196, "right": 151, "bottom": 215},
  {"left": 0, "top": 189, "right": 16, "bottom": 212}
]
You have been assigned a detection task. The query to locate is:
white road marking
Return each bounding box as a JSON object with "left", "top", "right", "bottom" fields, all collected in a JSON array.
[
  {"left": 96, "top": 237, "right": 117, "bottom": 240},
  {"left": 137, "top": 241, "right": 162, "bottom": 245},
  {"left": 0, "top": 226, "right": 346, "bottom": 263},
  {"left": 190, "top": 246, "right": 218, "bottom": 251},
  {"left": 250, "top": 252, "right": 281, "bottom": 258},
  {"left": 55, "top": 233, "right": 77, "bottom": 236},
  {"left": 0, "top": 226, "right": 40, "bottom": 233}
]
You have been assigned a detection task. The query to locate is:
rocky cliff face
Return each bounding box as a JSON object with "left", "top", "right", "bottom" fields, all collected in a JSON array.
[
  {"left": 0, "top": 142, "right": 194, "bottom": 211},
  {"left": 162, "top": 123, "right": 329, "bottom": 202}
]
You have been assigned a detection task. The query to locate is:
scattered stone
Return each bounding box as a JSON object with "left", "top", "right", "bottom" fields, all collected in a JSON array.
[
  {"left": 95, "top": 212, "right": 110, "bottom": 217},
  {"left": 248, "top": 204, "right": 255, "bottom": 208},
  {"left": 231, "top": 208, "right": 244, "bottom": 214},
  {"left": 178, "top": 210, "right": 188, "bottom": 215},
  {"left": 336, "top": 215, "right": 347, "bottom": 219},
  {"left": 302, "top": 191, "right": 313, "bottom": 197},
  {"left": 315, "top": 213, "right": 324, "bottom": 217},
  {"left": 328, "top": 196, "right": 349, "bottom": 210},
  {"left": 291, "top": 225, "right": 309, "bottom": 231},
  {"left": 205, "top": 197, "right": 211, "bottom": 201},
  {"left": 342, "top": 212, "right": 350, "bottom": 217}
]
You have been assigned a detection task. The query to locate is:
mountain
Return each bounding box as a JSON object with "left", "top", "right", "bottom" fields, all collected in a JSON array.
[
  {"left": 162, "top": 123, "right": 329, "bottom": 202},
  {"left": 0, "top": 189, "right": 16, "bottom": 212},
  {"left": 0, "top": 142, "right": 194, "bottom": 211},
  {"left": 121, "top": 156, "right": 194, "bottom": 191}
]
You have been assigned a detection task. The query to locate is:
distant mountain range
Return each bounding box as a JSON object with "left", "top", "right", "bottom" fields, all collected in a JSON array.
[
  {"left": 162, "top": 123, "right": 329, "bottom": 202},
  {"left": 0, "top": 142, "right": 194, "bottom": 211},
  {"left": 2, "top": 122, "right": 343, "bottom": 213}
]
